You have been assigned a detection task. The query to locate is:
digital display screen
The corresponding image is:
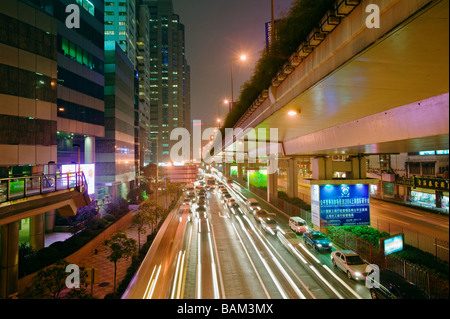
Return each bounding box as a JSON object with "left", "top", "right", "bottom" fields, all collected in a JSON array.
[
  {"left": 61, "top": 164, "right": 95, "bottom": 195},
  {"left": 384, "top": 234, "right": 404, "bottom": 255},
  {"left": 312, "top": 184, "right": 370, "bottom": 227}
]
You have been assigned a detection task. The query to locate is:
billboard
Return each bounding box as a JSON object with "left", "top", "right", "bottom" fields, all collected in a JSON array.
[
  {"left": 61, "top": 164, "right": 95, "bottom": 195},
  {"left": 312, "top": 184, "right": 370, "bottom": 227},
  {"left": 382, "top": 234, "right": 404, "bottom": 255}
]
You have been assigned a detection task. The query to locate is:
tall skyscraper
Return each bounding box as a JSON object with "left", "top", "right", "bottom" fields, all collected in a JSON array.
[
  {"left": 144, "top": 0, "right": 190, "bottom": 165},
  {"left": 104, "top": 0, "right": 137, "bottom": 69},
  {"left": 136, "top": 2, "right": 151, "bottom": 167}
]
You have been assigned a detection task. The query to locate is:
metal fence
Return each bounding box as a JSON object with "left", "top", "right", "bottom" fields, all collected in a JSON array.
[
  {"left": 372, "top": 216, "right": 449, "bottom": 263},
  {"left": 326, "top": 227, "right": 449, "bottom": 299}
]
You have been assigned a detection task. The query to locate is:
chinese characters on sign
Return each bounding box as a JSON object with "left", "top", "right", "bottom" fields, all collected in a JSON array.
[
  {"left": 311, "top": 184, "right": 371, "bottom": 227},
  {"left": 414, "top": 176, "right": 449, "bottom": 192}
]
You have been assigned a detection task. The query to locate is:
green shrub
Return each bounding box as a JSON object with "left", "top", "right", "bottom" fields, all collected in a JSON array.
[{"left": 36, "top": 247, "right": 62, "bottom": 266}]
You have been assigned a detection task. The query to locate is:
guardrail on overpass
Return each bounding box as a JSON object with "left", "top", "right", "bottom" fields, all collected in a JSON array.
[{"left": 0, "top": 172, "right": 88, "bottom": 204}]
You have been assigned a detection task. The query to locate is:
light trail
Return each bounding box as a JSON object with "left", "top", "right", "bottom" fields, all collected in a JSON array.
[
  {"left": 235, "top": 215, "right": 288, "bottom": 299},
  {"left": 231, "top": 222, "right": 271, "bottom": 299}
]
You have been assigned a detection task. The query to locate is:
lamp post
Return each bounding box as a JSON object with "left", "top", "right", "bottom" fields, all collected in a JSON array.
[
  {"left": 230, "top": 55, "right": 247, "bottom": 112},
  {"left": 217, "top": 99, "right": 229, "bottom": 129},
  {"left": 73, "top": 143, "right": 81, "bottom": 173}
]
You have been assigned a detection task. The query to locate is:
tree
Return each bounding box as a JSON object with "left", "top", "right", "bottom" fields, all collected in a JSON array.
[
  {"left": 104, "top": 232, "right": 136, "bottom": 297},
  {"left": 132, "top": 207, "right": 155, "bottom": 251},
  {"left": 138, "top": 200, "right": 167, "bottom": 233},
  {"left": 20, "top": 260, "right": 88, "bottom": 299}
]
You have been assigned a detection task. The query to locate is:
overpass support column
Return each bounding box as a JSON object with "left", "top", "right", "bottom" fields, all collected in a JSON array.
[
  {"left": 287, "top": 158, "right": 298, "bottom": 199},
  {"left": 237, "top": 163, "right": 244, "bottom": 185},
  {"left": 30, "top": 214, "right": 45, "bottom": 251},
  {"left": 312, "top": 157, "right": 333, "bottom": 180},
  {"left": 350, "top": 156, "right": 367, "bottom": 179},
  {"left": 0, "top": 221, "right": 19, "bottom": 299},
  {"left": 45, "top": 163, "right": 57, "bottom": 233},
  {"left": 267, "top": 160, "right": 278, "bottom": 203},
  {"left": 223, "top": 163, "right": 230, "bottom": 177}
]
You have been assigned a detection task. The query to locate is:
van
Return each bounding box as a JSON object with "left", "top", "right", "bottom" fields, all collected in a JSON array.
[
  {"left": 246, "top": 198, "right": 261, "bottom": 212},
  {"left": 289, "top": 216, "right": 308, "bottom": 234}
]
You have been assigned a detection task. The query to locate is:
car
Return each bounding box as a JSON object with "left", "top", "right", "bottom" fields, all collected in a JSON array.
[
  {"left": 183, "top": 198, "right": 191, "bottom": 205},
  {"left": 303, "top": 231, "right": 332, "bottom": 252},
  {"left": 254, "top": 209, "right": 269, "bottom": 221},
  {"left": 196, "top": 205, "right": 207, "bottom": 219},
  {"left": 222, "top": 193, "right": 232, "bottom": 203},
  {"left": 246, "top": 198, "right": 261, "bottom": 212},
  {"left": 187, "top": 194, "right": 196, "bottom": 202},
  {"left": 331, "top": 250, "right": 369, "bottom": 281},
  {"left": 228, "top": 202, "right": 241, "bottom": 214},
  {"left": 367, "top": 269, "right": 428, "bottom": 299},
  {"left": 277, "top": 230, "right": 302, "bottom": 247},
  {"left": 260, "top": 217, "right": 278, "bottom": 235},
  {"left": 289, "top": 216, "right": 308, "bottom": 234},
  {"left": 186, "top": 186, "right": 195, "bottom": 195},
  {"left": 227, "top": 198, "right": 236, "bottom": 207}
]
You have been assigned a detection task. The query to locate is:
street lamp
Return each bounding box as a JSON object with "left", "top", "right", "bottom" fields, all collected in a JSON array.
[
  {"left": 217, "top": 99, "right": 229, "bottom": 128},
  {"left": 230, "top": 54, "right": 247, "bottom": 112}
]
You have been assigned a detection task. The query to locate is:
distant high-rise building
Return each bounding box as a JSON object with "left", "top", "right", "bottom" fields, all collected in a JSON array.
[
  {"left": 104, "top": 0, "right": 137, "bottom": 69},
  {"left": 136, "top": 2, "right": 151, "bottom": 167},
  {"left": 144, "top": 0, "right": 190, "bottom": 165}
]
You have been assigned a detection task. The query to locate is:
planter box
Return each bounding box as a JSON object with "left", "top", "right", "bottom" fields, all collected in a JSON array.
[{"left": 18, "top": 211, "right": 133, "bottom": 294}]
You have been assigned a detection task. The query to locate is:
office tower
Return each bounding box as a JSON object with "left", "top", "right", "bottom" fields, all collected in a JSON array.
[
  {"left": 0, "top": 0, "right": 58, "bottom": 177},
  {"left": 54, "top": 0, "right": 105, "bottom": 193},
  {"left": 144, "top": 0, "right": 190, "bottom": 165},
  {"left": 96, "top": 41, "right": 136, "bottom": 199},
  {"left": 136, "top": 2, "right": 151, "bottom": 168},
  {"left": 104, "top": 0, "right": 137, "bottom": 69}
]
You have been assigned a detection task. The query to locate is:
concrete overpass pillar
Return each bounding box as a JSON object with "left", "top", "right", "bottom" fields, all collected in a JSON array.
[
  {"left": 0, "top": 221, "right": 19, "bottom": 299},
  {"left": 223, "top": 163, "right": 230, "bottom": 177},
  {"left": 312, "top": 157, "right": 333, "bottom": 180},
  {"left": 237, "top": 163, "right": 244, "bottom": 184},
  {"left": 287, "top": 158, "right": 298, "bottom": 199},
  {"left": 350, "top": 156, "right": 367, "bottom": 179},
  {"left": 45, "top": 163, "right": 57, "bottom": 233},
  {"left": 30, "top": 214, "right": 45, "bottom": 251},
  {"left": 267, "top": 160, "right": 278, "bottom": 203}
]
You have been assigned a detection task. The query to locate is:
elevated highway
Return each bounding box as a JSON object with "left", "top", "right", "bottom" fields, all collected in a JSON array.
[{"left": 213, "top": 0, "right": 448, "bottom": 159}]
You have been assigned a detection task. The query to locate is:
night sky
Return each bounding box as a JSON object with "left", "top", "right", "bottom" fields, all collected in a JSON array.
[{"left": 172, "top": 0, "right": 294, "bottom": 128}]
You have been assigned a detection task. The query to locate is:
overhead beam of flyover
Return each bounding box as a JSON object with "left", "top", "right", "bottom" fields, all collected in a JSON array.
[{"left": 212, "top": 0, "right": 449, "bottom": 161}]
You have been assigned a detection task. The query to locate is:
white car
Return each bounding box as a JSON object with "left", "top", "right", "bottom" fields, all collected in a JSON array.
[{"left": 331, "top": 250, "right": 369, "bottom": 281}]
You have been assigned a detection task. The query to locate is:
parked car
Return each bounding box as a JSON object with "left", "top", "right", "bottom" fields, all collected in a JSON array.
[
  {"left": 260, "top": 217, "right": 278, "bottom": 235},
  {"left": 331, "top": 250, "right": 369, "bottom": 281},
  {"left": 367, "top": 269, "right": 429, "bottom": 299},
  {"left": 303, "top": 231, "right": 332, "bottom": 252},
  {"left": 289, "top": 216, "right": 308, "bottom": 234}
]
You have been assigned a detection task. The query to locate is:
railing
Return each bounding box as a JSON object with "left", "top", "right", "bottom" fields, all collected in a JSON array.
[
  {"left": 326, "top": 227, "right": 449, "bottom": 299},
  {"left": 0, "top": 172, "right": 87, "bottom": 204}
]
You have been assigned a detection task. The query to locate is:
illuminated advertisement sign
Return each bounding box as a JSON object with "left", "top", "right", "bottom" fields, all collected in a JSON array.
[
  {"left": 61, "top": 164, "right": 95, "bottom": 195},
  {"left": 382, "top": 234, "right": 404, "bottom": 255},
  {"left": 312, "top": 184, "right": 370, "bottom": 227}
]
